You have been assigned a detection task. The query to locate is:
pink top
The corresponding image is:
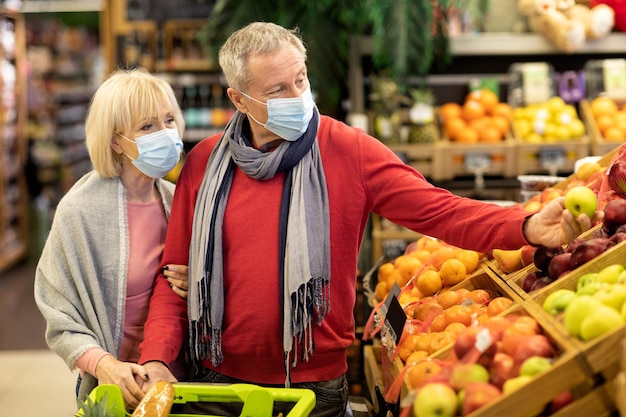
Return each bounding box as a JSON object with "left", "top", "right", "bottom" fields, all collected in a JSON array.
[{"left": 75, "top": 198, "right": 166, "bottom": 377}]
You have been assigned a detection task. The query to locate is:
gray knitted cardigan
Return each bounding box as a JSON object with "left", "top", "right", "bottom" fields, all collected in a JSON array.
[{"left": 34, "top": 171, "right": 175, "bottom": 400}]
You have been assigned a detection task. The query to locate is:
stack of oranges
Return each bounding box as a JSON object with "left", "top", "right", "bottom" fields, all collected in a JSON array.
[
  {"left": 374, "top": 236, "right": 483, "bottom": 303},
  {"left": 439, "top": 89, "right": 513, "bottom": 144},
  {"left": 589, "top": 96, "right": 626, "bottom": 142}
]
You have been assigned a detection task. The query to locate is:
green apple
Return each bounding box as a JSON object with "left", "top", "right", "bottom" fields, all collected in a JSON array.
[
  {"left": 542, "top": 289, "right": 577, "bottom": 315},
  {"left": 449, "top": 363, "right": 489, "bottom": 390},
  {"left": 593, "top": 283, "right": 626, "bottom": 311},
  {"left": 502, "top": 374, "right": 533, "bottom": 394},
  {"left": 579, "top": 305, "right": 625, "bottom": 341},
  {"left": 519, "top": 356, "right": 553, "bottom": 377},
  {"left": 563, "top": 295, "right": 603, "bottom": 337},
  {"left": 577, "top": 273, "right": 601, "bottom": 296},
  {"left": 413, "top": 382, "right": 458, "bottom": 417},
  {"left": 596, "top": 264, "right": 625, "bottom": 284},
  {"left": 564, "top": 186, "right": 598, "bottom": 218}
]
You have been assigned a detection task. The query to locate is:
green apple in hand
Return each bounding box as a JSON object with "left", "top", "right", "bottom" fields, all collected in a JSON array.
[
  {"left": 593, "top": 283, "right": 626, "bottom": 311},
  {"left": 596, "top": 264, "right": 625, "bottom": 284},
  {"left": 542, "top": 289, "right": 577, "bottom": 315},
  {"left": 413, "top": 382, "right": 458, "bottom": 417},
  {"left": 564, "top": 186, "right": 598, "bottom": 217},
  {"left": 519, "top": 356, "right": 553, "bottom": 377},
  {"left": 579, "top": 305, "right": 624, "bottom": 341},
  {"left": 563, "top": 295, "right": 603, "bottom": 337}
]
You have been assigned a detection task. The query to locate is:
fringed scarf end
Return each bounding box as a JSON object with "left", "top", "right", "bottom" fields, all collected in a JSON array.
[{"left": 189, "top": 319, "right": 223, "bottom": 367}]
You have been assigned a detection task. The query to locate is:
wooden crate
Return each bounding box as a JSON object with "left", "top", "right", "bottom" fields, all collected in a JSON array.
[
  {"left": 515, "top": 139, "right": 590, "bottom": 176},
  {"left": 387, "top": 142, "right": 444, "bottom": 181},
  {"left": 435, "top": 138, "right": 518, "bottom": 181},
  {"left": 363, "top": 343, "right": 403, "bottom": 413},
  {"left": 579, "top": 99, "right": 624, "bottom": 157}
]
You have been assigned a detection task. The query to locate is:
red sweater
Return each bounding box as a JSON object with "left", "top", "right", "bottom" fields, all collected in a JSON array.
[{"left": 139, "top": 115, "right": 530, "bottom": 384}]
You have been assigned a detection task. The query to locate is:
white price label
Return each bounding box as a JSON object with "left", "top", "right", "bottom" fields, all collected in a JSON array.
[
  {"left": 465, "top": 153, "right": 492, "bottom": 171},
  {"left": 539, "top": 148, "right": 566, "bottom": 168}
]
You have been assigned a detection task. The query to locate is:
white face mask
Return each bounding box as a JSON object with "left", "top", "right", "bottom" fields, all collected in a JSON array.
[
  {"left": 241, "top": 86, "right": 316, "bottom": 141},
  {"left": 119, "top": 128, "right": 183, "bottom": 178}
]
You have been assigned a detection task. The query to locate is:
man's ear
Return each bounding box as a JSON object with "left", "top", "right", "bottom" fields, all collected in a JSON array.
[{"left": 227, "top": 87, "right": 248, "bottom": 113}]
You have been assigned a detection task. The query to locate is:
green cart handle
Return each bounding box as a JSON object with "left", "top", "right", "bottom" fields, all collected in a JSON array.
[{"left": 78, "top": 382, "right": 316, "bottom": 417}]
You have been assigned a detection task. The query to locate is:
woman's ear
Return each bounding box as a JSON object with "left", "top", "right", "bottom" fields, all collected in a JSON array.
[{"left": 111, "top": 134, "right": 124, "bottom": 155}]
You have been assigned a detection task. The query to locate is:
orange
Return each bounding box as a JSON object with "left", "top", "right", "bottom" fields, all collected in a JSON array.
[
  {"left": 595, "top": 113, "right": 615, "bottom": 134},
  {"left": 405, "top": 350, "right": 429, "bottom": 366},
  {"left": 444, "top": 304, "right": 473, "bottom": 326},
  {"left": 457, "top": 250, "right": 480, "bottom": 274},
  {"left": 374, "top": 281, "right": 388, "bottom": 301},
  {"left": 604, "top": 126, "right": 626, "bottom": 142},
  {"left": 397, "top": 334, "right": 422, "bottom": 362},
  {"left": 394, "top": 255, "right": 422, "bottom": 286},
  {"left": 490, "top": 102, "right": 514, "bottom": 120},
  {"left": 455, "top": 126, "right": 479, "bottom": 144},
  {"left": 437, "top": 290, "right": 464, "bottom": 309},
  {"left": 487, "top": 297, "right": 514, "bottom": 317},
  {"left": 444, "top": 117, "right": 466, "bottom": 140},
  {"left": 490, "top": 115, "right": 510, "bottom": 136},
  {"left": 416, "top": 270, "right": 443, "bottom": 296},
  {"left": 386, "top": 268, "right": 403, "bottom": 289},
  {"left": 439, "top": 258, "right": 467, "bottom": 285},
  {"left": 462, "top": 100, "right": 486, "bottom": 121},
  {"left": 438, "top": 102, "right": 462, "bottom": 122},
  {"left": 415, "top": 236, "right": 441, "bottom": 253},
  {"left": 414, "top": 333, "right": 436, "bottom": 352},
  {"left": 466, "top": 89, "right": 500, "bottom": 113},
  {"left": 407, "top": 360, "right": 443, "bottom": 389},
  {"left": 590, "top": 96, "right": 618, "bottom": 118},
  {"left": 428, "top": 314, "right": 448, "bottom": 332},
  {"left": 444, "top": 321, "right": 467, "bottom": 335},
  {"left": 467, "top": 289, "right": 492, "bottom": 305},
  {"left": 412, "top": 301, "right": 444, "bottom": 322},
  {"left": 428, "top": 331, "right": 457, "bottom": 354},
  {"left": 408, "top": 249, "right": 432, "bottom": 263},
  {"left": 429, "top": 246, "right": 458, "bottom": 270},
  {"left": 377, "top": 262, "right": 396, "bottom": 282},
  {"left": 479, "top": 125, "right": 503, "bottom": 143},
  {"left": 468, "top": 116, "right": 490, "bottom": 136}
]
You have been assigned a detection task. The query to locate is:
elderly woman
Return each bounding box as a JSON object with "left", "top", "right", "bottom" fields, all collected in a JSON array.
[{"left": 34, "top": 67, "right": 189, "bottom": 408}]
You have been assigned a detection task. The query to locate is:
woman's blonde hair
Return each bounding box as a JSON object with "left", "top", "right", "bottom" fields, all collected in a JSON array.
[
  {"left": 85, "top": 67, "right": 185, "bottom": 178},
  {"left": 218, "top": 22, "right": 307, "bottom": 92}
]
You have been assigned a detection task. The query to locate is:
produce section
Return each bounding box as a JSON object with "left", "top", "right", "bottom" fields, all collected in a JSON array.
[{"left": 364, "top": 142, "right": 626, "bottom": 416}]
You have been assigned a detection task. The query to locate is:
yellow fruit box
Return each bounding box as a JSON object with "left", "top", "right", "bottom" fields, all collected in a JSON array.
[{"left": 579, "top": 98, "right": 625, "bottom": 157}]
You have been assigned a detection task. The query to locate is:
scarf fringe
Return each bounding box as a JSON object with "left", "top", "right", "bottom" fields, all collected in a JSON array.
[{"left": 190, "top": 318, "right": 223, "bottom": 367}]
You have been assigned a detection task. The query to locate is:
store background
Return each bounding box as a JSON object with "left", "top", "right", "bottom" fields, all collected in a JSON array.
[{"left": 1, "top": 0, "right": 626, "bottom": 415}]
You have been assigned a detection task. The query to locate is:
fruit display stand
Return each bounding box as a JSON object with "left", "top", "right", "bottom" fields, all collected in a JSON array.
[
  {"left": 369, "top": 214, "right": 422, "bottom": 265},
  {"left": 514, "top": 132, "right": 590, "bottom": 177},
  {"left": 579, "top": 98, "right": 624, "bottom": 157}
]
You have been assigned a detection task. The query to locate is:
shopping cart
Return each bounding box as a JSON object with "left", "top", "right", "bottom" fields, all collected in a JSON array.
[{"left": 77, "top": 383, "right": 316, "bottom": 417}]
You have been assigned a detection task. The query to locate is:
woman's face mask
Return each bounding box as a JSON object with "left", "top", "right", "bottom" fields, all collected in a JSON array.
[
  {"left": 118, "top": 128, "right": 183, "bottom": 178},
  {"left": 241, "top": 86, "right": 316, "bottom": 141}
]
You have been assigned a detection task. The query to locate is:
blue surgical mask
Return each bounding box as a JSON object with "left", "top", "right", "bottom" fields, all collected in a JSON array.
[
  {"left": 242, "top": 86, "right": 316, "bottom": 141},
  {"left": 119, "top": 128, "right": 183, "bottom": 178}
]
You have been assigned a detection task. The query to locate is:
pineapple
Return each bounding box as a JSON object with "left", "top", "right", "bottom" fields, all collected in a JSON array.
[
  {"left": 369, "top": 75, "right": 409, "bottom": 143},
  {"left": 76, "top": 393, "right": 116, "bottom": 417},
  {"left": 408, "top": 88, "right": 437, "bottom": 144}
]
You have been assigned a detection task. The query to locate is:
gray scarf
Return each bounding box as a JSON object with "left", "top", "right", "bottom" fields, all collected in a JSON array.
[{"left": 188, "top": 110, "right": 330, "bottom": 385}]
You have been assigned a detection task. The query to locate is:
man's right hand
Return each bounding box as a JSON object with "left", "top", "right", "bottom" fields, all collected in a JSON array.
[{"left": 140, "top": 361, "right": 178, "bottom": 393}]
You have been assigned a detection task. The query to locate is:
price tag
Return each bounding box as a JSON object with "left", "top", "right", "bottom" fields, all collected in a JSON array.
[
  {"left": 602, "top": 59, "right": 626, "bottom": 100},
  {"left": 539, "top": 147, "right": 566, "bottom": 169},
  {"left": 464, "top": 152, "right": 492, "bottom": 171},
  {"left": 521, "top": 62, "right": 552, "bottom": 105},
  {"left": 380, "top": 283, "right": 406, "bottom": 345}
]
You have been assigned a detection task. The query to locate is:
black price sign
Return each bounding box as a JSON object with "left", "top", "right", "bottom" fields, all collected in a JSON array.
[
  {"left": 380, "top": 283, "right": 406, "bottom": 344},
  {"left": 539, "top": 147, "right": 566, "bottom": 168},
  {"left": 464, "top": 153, "right": 492, "bottom": 171}
]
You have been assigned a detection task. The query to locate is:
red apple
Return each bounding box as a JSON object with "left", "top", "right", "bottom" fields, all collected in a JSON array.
[
  {"left": 529, "top": 276, "right": 555, "bottom": 292},
  {"left": 603, "top": 199, "right": 626, "bottom": 234},
  {"left": 547, "top": 252, "right": 572, "bottom": 280},
  {"left": 565, "top": 237, "right": 585, "bottom": 253},
  {"left": 512, "top": 334, "right": 556, "bottom": 371},
  {"left": 606, "top": 159, "right": 626, "bottom": 198},
  {"left": 520, "top": 245, "right": 536, "bottom": 267},
  {"left": 489, "top": 352, "right": 515, "bottom": 389},
  {"left": 521, "top": 271, "right": 544, "bottom": 292},
  {"left": 533, "top": 245, "right": 564, "bottom": 274},
  {"left": 461, "top": 382, "right": 502, "bottom": 416},
  {"left": 610, "top": 232, "right": 626, "bottom": 245},
  {"left": 569, "top": 238, "right": 614, "bottom": 269},
  {"left": 550, "top": 390, "right": 574, "bottom": 413},
  {"left": 454, "top": 326, "right": 497, "bottom": 366}
]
